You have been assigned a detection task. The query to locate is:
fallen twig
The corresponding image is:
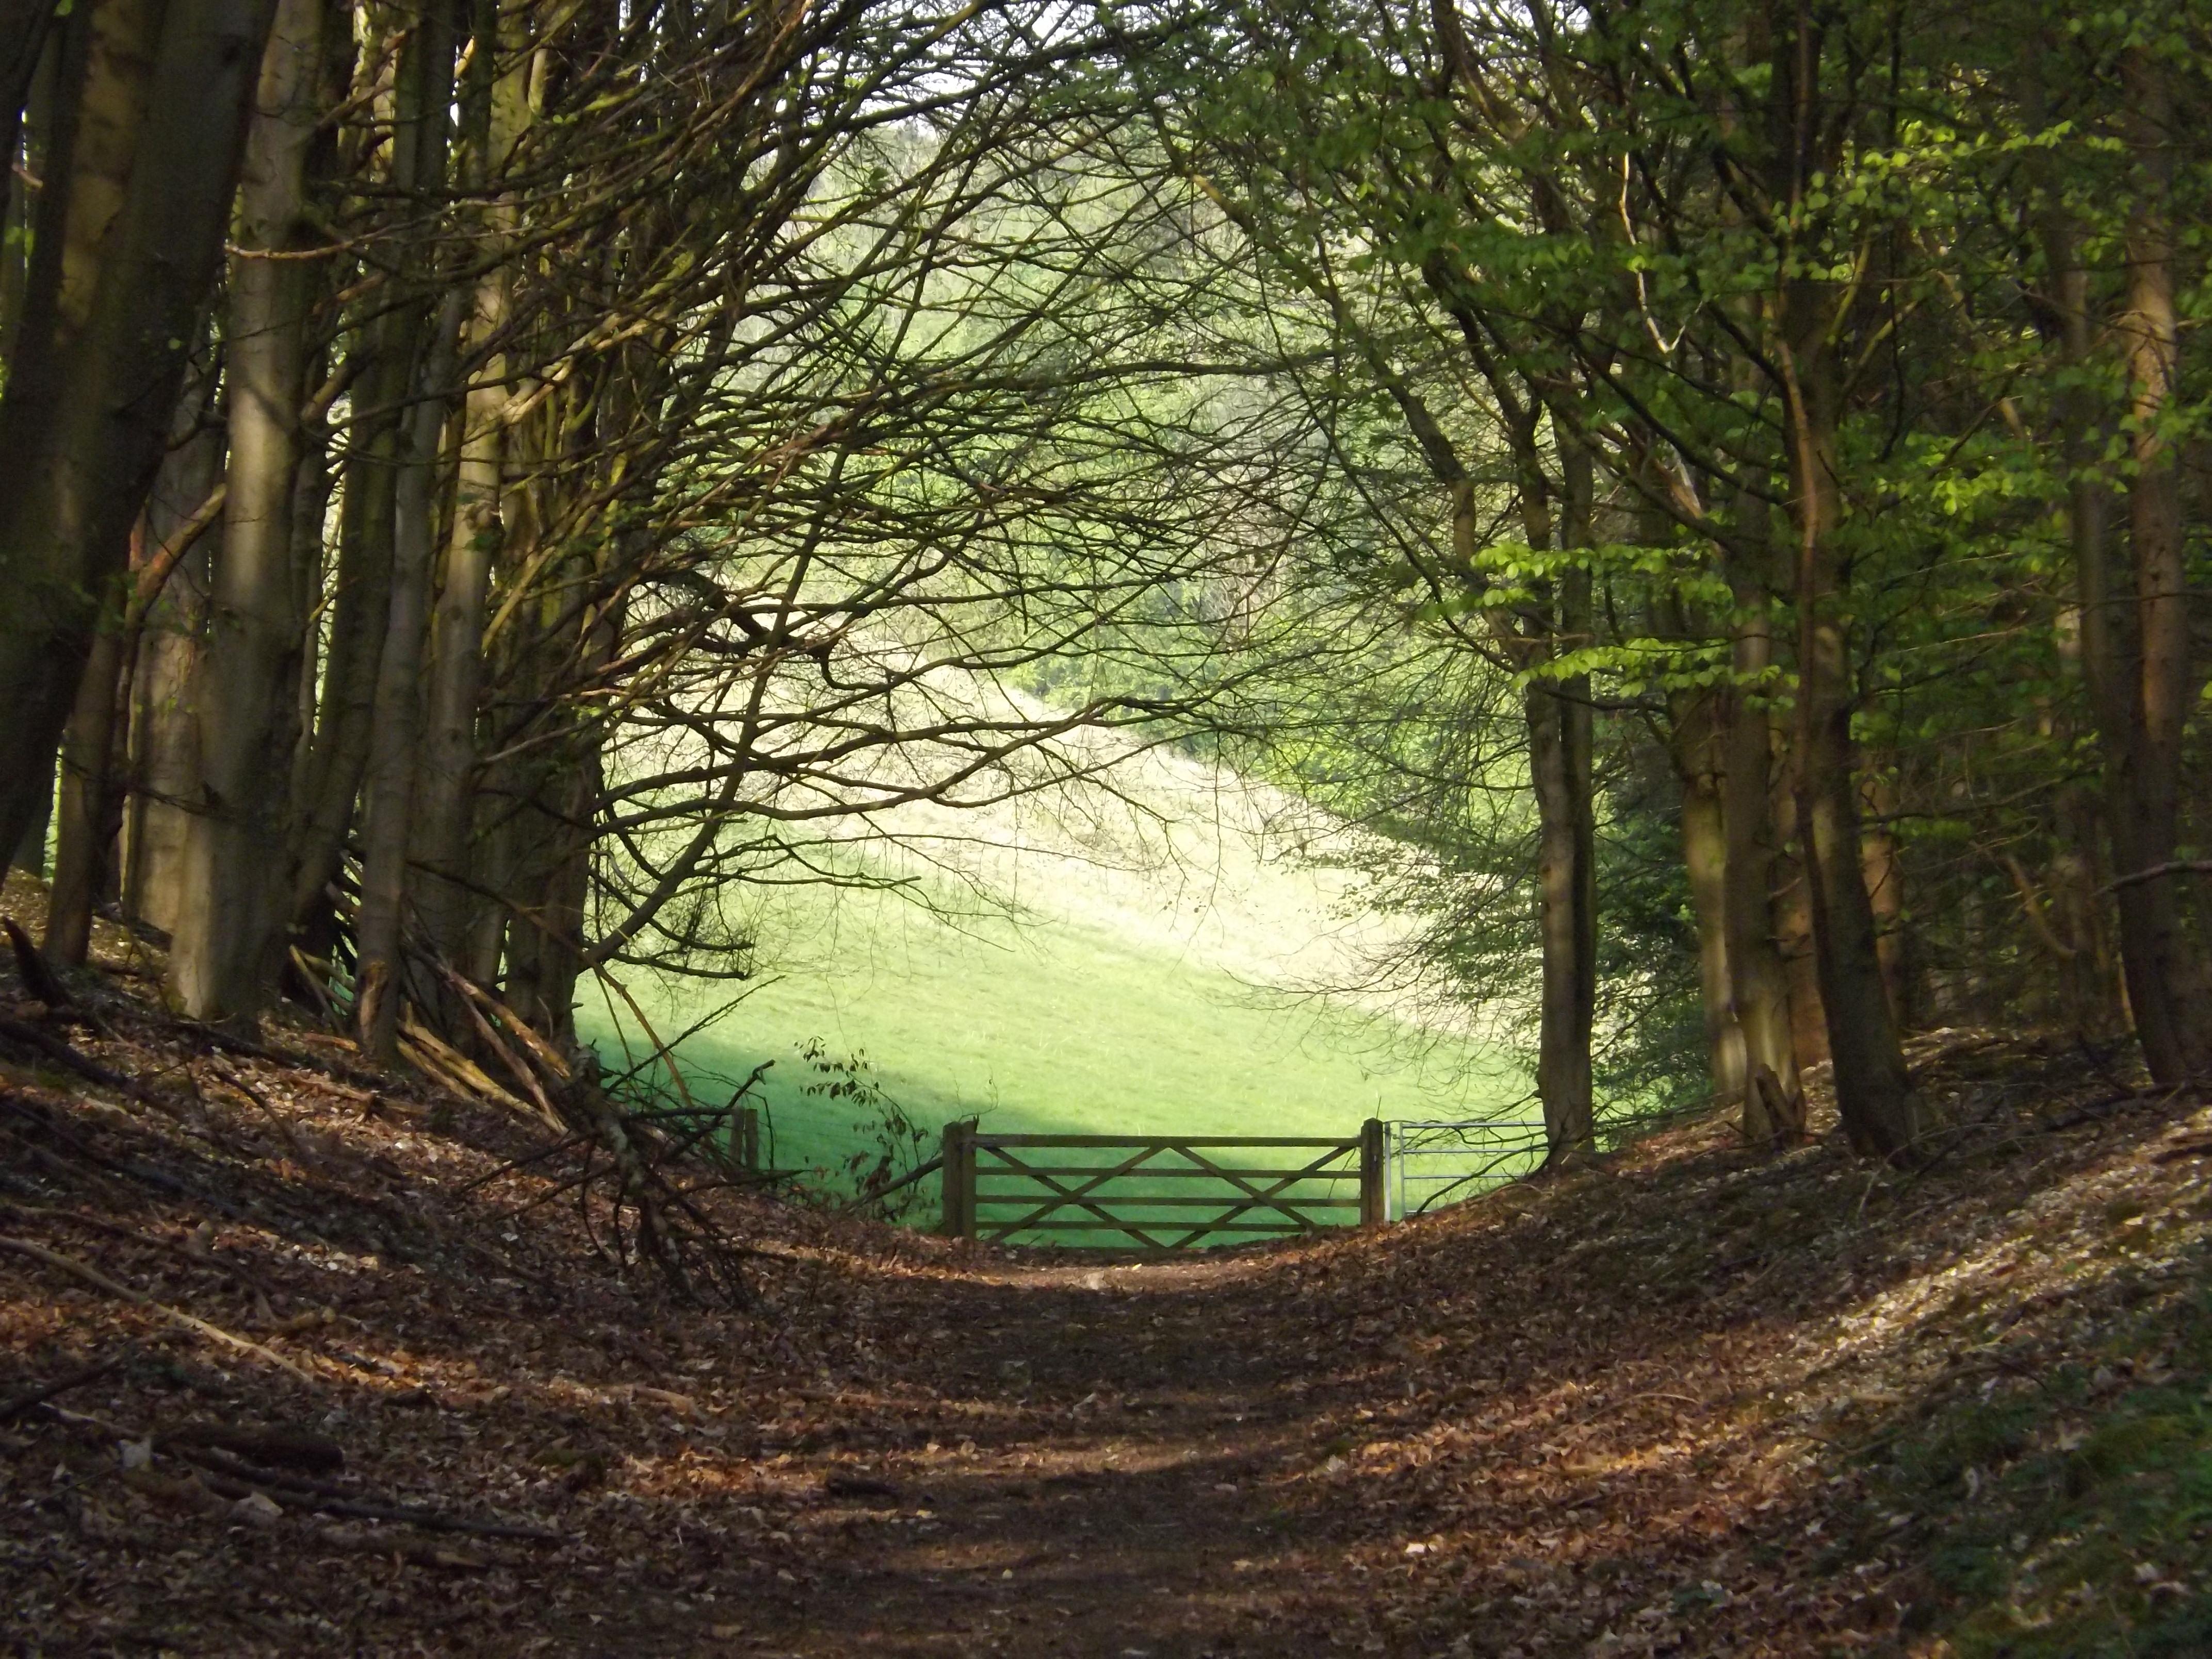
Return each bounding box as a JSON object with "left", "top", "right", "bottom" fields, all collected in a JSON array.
[
  {"left": 0, "top": 1352, "right": 129, "bottom": 1423},
  {"left": 454, "top": 1130, "right": 590, "bottom": 1194},
  {"left": 191, "top": 1466, "right": 563, "bottom": 1541},
  {"left": 0, "top": 1017, "right": 150, "bottom": 1102},
  {"left": 0, "top": 1093, "right": 250, "bottom": 1219},
  {"left": 0, "top": 1235, "right": 315, "bottom": 1384}
]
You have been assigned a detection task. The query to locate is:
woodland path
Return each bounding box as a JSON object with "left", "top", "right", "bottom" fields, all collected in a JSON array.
[
  {"left": 671, "top": 1254, "right": 1346, "bottom": 1659},
  {"left": 7, "top": 1001, "right": 2209, "bottom": 1657}
]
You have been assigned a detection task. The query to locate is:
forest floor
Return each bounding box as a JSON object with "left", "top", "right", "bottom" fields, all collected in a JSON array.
[{"left": 5, "top": 884, "right": 2212, "bottom": 1656}]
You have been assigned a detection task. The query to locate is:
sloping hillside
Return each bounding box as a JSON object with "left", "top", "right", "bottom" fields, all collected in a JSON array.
[
  {"left": 2, "top": 906, "right": 2206, "bottom": 1656},
  {"left": 593, "top": 721, "right": 1523, "bottom": 1186}
]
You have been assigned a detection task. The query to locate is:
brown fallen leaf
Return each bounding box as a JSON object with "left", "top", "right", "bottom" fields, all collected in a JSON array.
[{"left": 120, "top": 1465, "right": 228, "bottom": 1515}]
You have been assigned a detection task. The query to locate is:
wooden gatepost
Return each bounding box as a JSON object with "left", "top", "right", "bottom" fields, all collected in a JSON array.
[{"left": 939, "top": 1119, "right": 1387, "bottom": 1249}]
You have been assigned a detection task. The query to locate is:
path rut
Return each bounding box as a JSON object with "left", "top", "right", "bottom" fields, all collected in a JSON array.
[{"left": 684, "top": 1257, "right": 1333, "bottom": 1658}]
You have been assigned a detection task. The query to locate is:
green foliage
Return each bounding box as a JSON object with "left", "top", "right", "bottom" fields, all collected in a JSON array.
[
  {"left": 798, "top": 1041, "right": 936, "bottom": 1222},
  {"left": 1591, "top": 730, "right": 1708, "bottom": 1127}
]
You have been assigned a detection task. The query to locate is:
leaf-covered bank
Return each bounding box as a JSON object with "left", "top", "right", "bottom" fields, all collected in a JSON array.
[{"left": 3, "top": 890, "right": 2208, "bottom": 1654}]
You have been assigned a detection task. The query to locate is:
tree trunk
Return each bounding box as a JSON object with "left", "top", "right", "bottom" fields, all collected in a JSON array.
[
  {"left": 2109, "top": 45, "right": 2209, "bottom": 1087},
  {"left": 0, "top": 0, "right": 279, "bottom": 864},
  {"left": 354, "top": 321, "right": 453, "bottom": 1061},
  {"left": 46, "top": 586, "right": 130, "bottom": 965},
  {"left": 2031, "top": 133, "right": 2135, "bottom": 1054},
  {"left": 285, "top": 359, "right": 402, "bottom": 953},
  {"left": 122, "top": 425, "right": 227, "bottom": 935},
  {"left": 414, "top": 3, "right": 527, "bottom": 966},
  {"left": 166, "top": 0, "right": 325, "bottom": 1026},
  {"left": 169, "top": 0, "right": 327, "bottom": 1022},
  {"left": 350, "top": 0, "right": 459, "bottom": 1059},
  {"left": 1670, "top": 684, "right": 1746, "bottom": 1110},
  {"left": 287, "top": 0, "right": 453, "bottom": 986},
  {"left": 1858, "top": 765, "right": 1909, "bottom": 1023},
  {"left": 1720, "top": 568, "right": 1806, "bottom": 1144},
  {"left": 502, "top": 742, "right": 597, "bottom": 1045},
  {"left": 1530, "top": 441, "right": 1597, "bottom": 1165},
  {"left": 1783, "top": 288, "right": 1930, "bottom": 1161}
]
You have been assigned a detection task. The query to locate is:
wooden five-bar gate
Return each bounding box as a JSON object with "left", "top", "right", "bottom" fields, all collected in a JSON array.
[{"left": 937, "top": 1120, "right": 1387, "bottom": 1249}]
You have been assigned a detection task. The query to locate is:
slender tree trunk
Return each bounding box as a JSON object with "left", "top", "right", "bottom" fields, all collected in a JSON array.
[
  {"left": 1530, "top": 441, "right": 1597, "bottom": 1165},
  {"left": 286, "top": 364, "right": 401, "bottom": 949},
  {"left": 122, "top": 425, "right": 227, "bottom": 934},
  {"left": 351, "top": 0, "right": 459, "bottom": 1059},
  {"left": 415, "top": 5, "right": 527, "bottom": 966},
  {"left": 2109, "top": 45, "right": 2209, "bottom": 1087},
  {"left": 170, "top": 0, "right": 327, "bottom": 1022},
  {"left": 47, "top": 584, "right": 130, "bottom": 965},
  {"left": 1671, "top": 685, "right": 1746, "bottom": 1110},
  {"left": 503, "top": 743, "right": 597, "bottom": 1045},
  {"left": 1782, "top": 289, "right": 1930, "bottom": 1161},
  {"left": 0, "top": 0, "right": 279, "bottom": 863},
  {"left": 287, "top": 0, "right": 453, "bottom": 981},
  {"left": 355, "top": 319, "right": 453, "bottom": 1061},
  {"left": 2032, "top": 131, "right": 2136, "bottom": 1054},
  {"left": 1858, "top": 765, "right": 1908, "bottom": 1022}
]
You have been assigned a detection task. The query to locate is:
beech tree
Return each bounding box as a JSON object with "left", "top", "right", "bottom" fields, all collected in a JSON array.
[{"left": 1, "top": 0, "right": 2203, "bottom": 1162}]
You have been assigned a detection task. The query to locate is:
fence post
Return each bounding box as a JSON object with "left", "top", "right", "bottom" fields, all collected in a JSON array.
[
  {"left": 939, "top": 1118, "right": 977, "bottom": 1239},
  {"left": 1359, "top": 1117, "right": 1387, "bottom": 1227},
  {"left": 736, "top": 1107, "right": 759, "bottom": 1172}
]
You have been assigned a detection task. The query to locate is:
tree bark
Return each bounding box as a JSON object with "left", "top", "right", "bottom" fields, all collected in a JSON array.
[
  {"left": 1857, "top": 765, "right": 1908, "bottom": 1022},
  {"left": 121, "top": 422, "right": 227, "bottom": 935},
  {"left": 287, "top": 0, "right": 452, "bottom": 995},
  {"left": 46, "top": 571, "right": 131, "bottom": 965},
  {"left": 285, "top": 352, "right": 402, "bottom": 953},
  {"left": 355, "top": 314, "right": 454, "bottom": 1061},
  {"left": 2108, "top": 44, "right": 2209, "bottom": 1087},
  {"left": 414, "top": 6, "right": 528, "bottom": 966},
  {"left": 1530, "top": 440, "right": 1597, "bottom": 1165},
  {"left": 169, "top": 0, "right": 327, "bottom": 1022},
  {"left": 1670, "top": 684, "right": 1746, "bottom": 1110},
  {"left": 0, "top": 0, "right": 279, "bottom": 864},
  {"left": 1719, "top": 534, "right": 1805, "bottom": 1143},
  {"left": 1782, "top": 286, "right": 1930, "bottom": 1161}
]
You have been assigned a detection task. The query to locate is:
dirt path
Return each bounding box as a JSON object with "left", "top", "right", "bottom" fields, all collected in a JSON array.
[
  {"left": 9, "top": 1008, "right": 2212, "bottom": 1656},
  {"left": 710, "top": 1257, "right": 1329, "bottom": 1659}
]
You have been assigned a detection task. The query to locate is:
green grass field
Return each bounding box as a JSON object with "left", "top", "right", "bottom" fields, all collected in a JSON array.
[{"left": 580, "top": 875, "right": 1528, "bottom": 1240}]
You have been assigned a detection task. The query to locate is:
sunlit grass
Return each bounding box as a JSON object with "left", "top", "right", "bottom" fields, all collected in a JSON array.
[{"left": 582, "top": 876, "right": 1523, "bottom": 1234}]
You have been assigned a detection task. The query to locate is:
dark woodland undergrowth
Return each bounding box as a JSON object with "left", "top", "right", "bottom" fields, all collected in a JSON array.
[{"left": 2, "top": 875, "right": 2209, "bottom": 1657}]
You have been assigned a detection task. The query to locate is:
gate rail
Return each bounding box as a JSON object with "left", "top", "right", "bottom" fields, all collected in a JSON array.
[
  {"left": 938, "top": 1121, "right": 1386, "bottom": 1249},
  {"left": 1386, "top": 1117, "right": 1550, "bottom": 1219}
]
